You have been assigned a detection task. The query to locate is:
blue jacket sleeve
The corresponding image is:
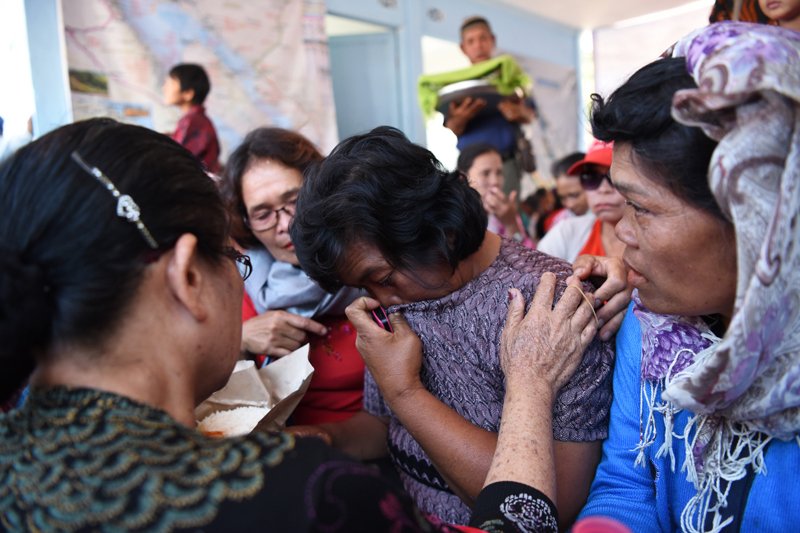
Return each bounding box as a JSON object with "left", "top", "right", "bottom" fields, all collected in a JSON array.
[{"left": 577, "top": 304, "right": 660, "bottom": 532}]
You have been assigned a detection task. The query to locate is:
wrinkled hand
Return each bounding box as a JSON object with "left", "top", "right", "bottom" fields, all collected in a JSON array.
[
  {"left": 500, "top": 273, "right": 598, "bottom": 395},
  {"left": 345, "top": 296, "right": 423, "bottom": 403},
  {"left": 445, "top": 97, "right": 487, "bottom": 136},
  {"left": 285, "top": 424, "right": 332, "bottom": 445},
  {"left": 566, "top": 255, "right": 631, "bottom": 341},
  {"left": 497, "top": 97, "right": 534, "bottom": 124},
  {"left": 241, "top": 310, "right": 328, "bottom": 357}
]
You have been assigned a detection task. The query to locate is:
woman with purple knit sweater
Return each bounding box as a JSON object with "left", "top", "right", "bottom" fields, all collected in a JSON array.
[{"left": 289, "top": 126, "right": 630, "bottom": 529}]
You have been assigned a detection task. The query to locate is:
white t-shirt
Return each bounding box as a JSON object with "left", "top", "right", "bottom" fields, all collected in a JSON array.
[{"left": 536, "top": 212, "right": 596, "bottom": 262}]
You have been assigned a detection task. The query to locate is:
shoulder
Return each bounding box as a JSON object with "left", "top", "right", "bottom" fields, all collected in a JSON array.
[{"left": 498, "top": 238, "right": 574, "bottom": 280}]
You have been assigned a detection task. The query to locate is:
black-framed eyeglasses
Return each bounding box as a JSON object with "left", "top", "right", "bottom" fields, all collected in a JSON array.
[
  {"left": 223, "top": 247, "right": 252, "bottom": 281},
  {"left": 246, "top": 200, "right": 297, "bottom": 232},
  {"left": 579, "top": 171, "right": 612, "bottom": 191}
]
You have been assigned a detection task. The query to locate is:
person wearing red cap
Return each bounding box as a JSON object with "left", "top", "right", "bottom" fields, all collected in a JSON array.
[{"left": 536, "top": 140, "right": 625, "bottom": 262}]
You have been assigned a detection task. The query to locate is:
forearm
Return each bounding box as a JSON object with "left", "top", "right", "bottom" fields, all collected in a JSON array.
[
  {"left": 385, "top": 386, "right": 496, "bottom": 505},
  {"left": 484, "top": 378, "right": 556, "bottom": 500},
  {"left": 320, "top": 410, "right": 389, "bottom": 460}
]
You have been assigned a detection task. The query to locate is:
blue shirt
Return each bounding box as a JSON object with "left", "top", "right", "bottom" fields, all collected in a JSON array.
[
  {"left": 454, "top": 97, "right": 536, "bottom": 156},
  {"left": 579, "top": 304, "right": 800, "bottom": 531}
]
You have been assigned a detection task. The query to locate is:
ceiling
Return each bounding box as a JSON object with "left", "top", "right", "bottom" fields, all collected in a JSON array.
[{"left": 492, "top": 0, "right": 711, "bottom": 29}]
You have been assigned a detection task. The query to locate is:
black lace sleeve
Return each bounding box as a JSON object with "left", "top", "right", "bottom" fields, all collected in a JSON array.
[{"left": 470, "top": 481, "right": 559, "bottom": 533}]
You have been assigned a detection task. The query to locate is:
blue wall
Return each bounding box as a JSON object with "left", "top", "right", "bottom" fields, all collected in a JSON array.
[{"left": 326, "top": 0, "right": 581, "bottom": 143}]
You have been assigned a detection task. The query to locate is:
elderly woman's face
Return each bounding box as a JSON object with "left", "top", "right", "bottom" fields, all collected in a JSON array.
[
  {"left": 241, "top": 159, "right": 302, "bottom": 265},
  {"left": 337, "top": 241, "right": 459, "bottom": 307},
  {"left": 611, "top": 144, "right": 737, "bottom": 319}
]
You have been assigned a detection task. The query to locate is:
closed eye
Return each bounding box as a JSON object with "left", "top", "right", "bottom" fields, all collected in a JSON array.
[
  {"left": 378, "top": 271, "right": 394, "bottom": 287},
  {"left": 625, "top": 200, "right": 648, "bottom": 214}
]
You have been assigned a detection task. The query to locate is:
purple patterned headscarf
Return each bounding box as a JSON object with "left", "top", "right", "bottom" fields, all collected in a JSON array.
[
  {"left": 667, "top": 21, "right": 800, "bottom": 439},
  {"left": 633, "top": 22, "right": 800, "bottom": 532}
]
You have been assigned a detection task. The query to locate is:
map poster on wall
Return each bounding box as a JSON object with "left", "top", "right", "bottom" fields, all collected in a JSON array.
[{"left": 62, "top": 0, "right": 339, "bottom": 162}]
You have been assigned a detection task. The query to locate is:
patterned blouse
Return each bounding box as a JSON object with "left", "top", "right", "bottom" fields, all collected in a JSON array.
[
  {"left": 366, "top": 238, "right": 615, "bottom": 524},
  {"left": 0, "top": 387, "right": 559, "bottom": 532}
]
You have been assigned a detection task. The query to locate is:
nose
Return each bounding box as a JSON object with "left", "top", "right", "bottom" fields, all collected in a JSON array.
[
  {"left": 368, "top": 286, "right": 403, "bottom": 307},
  {"left": 596, "top": 177, "right": 616, "bottom": 193},
  {"left": 615, "top": 210, "right": 637, "bottom": 248},
  {"left": 275, "top": 209, "right": 293, "bottom": 232}
]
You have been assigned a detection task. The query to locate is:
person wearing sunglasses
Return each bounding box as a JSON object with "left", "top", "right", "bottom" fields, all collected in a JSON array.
[
  {"left": 537, "top": 140, "right": 626, "bottom": 262},
  {"left": 0, "top": 117, "right": 606, "bottom": 532},
  {"left": 219, "top": 127, "right": 366, "bottom": 425}
]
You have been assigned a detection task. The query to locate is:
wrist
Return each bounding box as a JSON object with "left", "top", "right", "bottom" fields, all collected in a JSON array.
[
  {"left": 381, "top": 379, "right": 426, "bottom": 409},
  {"left": 505, "top": 376, "right": 556, "bottom": 406}
]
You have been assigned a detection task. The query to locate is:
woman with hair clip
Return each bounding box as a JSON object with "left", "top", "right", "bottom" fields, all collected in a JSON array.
[
  {"left": 0, "top": 117, "right": 601, "bottom": 532},
  {"left": 578, "top": 22, "right": 800, "bottom": 532}
]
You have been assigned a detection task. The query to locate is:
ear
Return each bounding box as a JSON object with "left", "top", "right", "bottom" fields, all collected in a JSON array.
[
  {"left": 460, "top": 42, "right": 467, "bottom": 54},
  {"left": 165, "top": 233, "right": 208, "bottom": 322},
  {"left": 181, "top": 88, "right": 196, "bottom": 105}
]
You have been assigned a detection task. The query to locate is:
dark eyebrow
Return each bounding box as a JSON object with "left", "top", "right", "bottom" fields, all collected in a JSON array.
[
  {"left": 281, "top": 187, "right": 300, "bottom": 201},
  {"left": 609, "top": 178, "right": 644, "bottom": 196}
]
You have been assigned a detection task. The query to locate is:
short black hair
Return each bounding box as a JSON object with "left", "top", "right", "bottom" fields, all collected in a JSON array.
[
  {"left": 0, "top": 118, "right": 229, "bottom": 402},
  {"left": 220, "top": 127, "right": 323, "bottom": 249},
  {"left": 169, "top": 63, "right": 211, "bottom": 105},
  {"left": 590, "top": 56, "right": 723, "bottom": 219},
  {"left": 460, "top": 15, "right": 492, "bottom": 36},
  {"left": 551, "top": 151, "right": 585, "bottom": 178},
  {"left": 290, "top": 126, "right": 487, "bottom": 293},
  {"left": 456, "top": 142, "right": 500, "bottom": 174}
]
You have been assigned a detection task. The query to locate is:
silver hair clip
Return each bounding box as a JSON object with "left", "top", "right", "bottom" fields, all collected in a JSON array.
[{"left": 71, "top": 151, "right": 159, "bottom": 249}]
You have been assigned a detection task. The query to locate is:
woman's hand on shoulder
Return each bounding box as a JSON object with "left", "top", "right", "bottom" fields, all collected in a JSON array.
[
  {"left": 567, "top": 255, "right": 631, "bottom": 341},
  {"left": 501, "top": 273, "right": 598, "bottom": 398},
  {"left": 345, "top": 296, "right": 423, "bottom": 404}
]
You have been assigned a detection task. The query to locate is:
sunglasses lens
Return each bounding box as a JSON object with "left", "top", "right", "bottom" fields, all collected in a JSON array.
[{"left": 580, "top": 172, "right": 608, "bottom": 191}]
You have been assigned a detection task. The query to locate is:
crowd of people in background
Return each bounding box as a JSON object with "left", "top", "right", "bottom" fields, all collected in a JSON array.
[{"left": 1, "top": 5, "right": 799, "bottom": 533}]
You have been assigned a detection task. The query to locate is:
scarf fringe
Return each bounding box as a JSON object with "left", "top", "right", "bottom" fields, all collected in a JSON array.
[{"left": 635, "top": 333, "right": 781, "bottom": 533}]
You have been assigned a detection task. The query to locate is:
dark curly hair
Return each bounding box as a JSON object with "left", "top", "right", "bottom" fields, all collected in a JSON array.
[
  {"left": 590, "top": 56, "right": 723, "bottom": 220},
  {"left": 290, "top": 126, "right": 487, "bottom": 293}
]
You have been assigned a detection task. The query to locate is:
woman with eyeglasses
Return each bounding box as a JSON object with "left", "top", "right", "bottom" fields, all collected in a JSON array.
[
  {"left": 0, "top": 117, "right": 604, "bottom": 531},
  {"left": 537, "top": 141, "right": 626, "bottom": 262},
  {"left": 219, "top": 127, "right": 366, "bottom": 425}
]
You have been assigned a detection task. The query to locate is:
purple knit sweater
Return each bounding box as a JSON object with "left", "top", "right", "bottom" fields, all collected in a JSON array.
[{"left": 364, "top": 238, "right": 614, "bottom": 524}]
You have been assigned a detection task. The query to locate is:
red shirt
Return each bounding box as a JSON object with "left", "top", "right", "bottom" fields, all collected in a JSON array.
[
  {"left": 171, "top": 105, "right": 220, "bottom": 174},
  {"left": 578, "top": 218, "right": 606, "bottom": 257}
]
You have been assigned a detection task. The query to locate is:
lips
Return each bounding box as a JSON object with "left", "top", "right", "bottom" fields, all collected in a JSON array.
[{"left": 623, "top": 258, "right": 646, "bottom": 287}]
